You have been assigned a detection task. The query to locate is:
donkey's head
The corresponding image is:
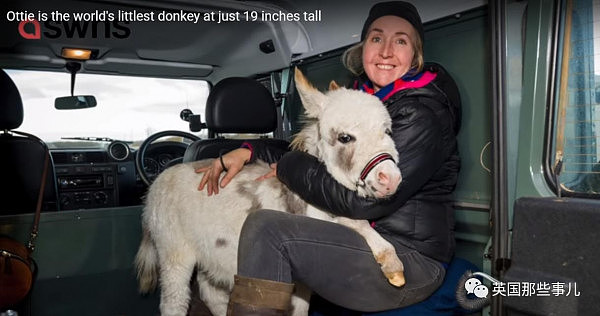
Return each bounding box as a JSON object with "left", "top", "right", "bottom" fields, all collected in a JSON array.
[{"left": 291, "top": 68, "right": 401, "bottom": 198}]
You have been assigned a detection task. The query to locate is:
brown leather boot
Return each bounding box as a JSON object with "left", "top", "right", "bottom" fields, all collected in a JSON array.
[{"left": 227, "top": 275, "right": 294, "bottom": 316}]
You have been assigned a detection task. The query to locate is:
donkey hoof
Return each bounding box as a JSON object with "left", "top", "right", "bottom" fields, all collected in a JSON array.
[{"left": 386, "top": 272, "right": 405, "bottom": 287}]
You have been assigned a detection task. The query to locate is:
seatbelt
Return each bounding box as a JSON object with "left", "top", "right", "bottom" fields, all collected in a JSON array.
[
  {"left": 28, "top": 149, "right": 49, "bottom": 252},
  {"left": 271, "top": 68, "right": 292, "bottom": 140},
  {"left": 270, "top": 71, "right": 282, "bottom": 139},
  {"left": 10, "top": 131, "right": 50, "bottom": 252},
  {"left": 280, "top": 67, "right": 292, "bottom": 140}
]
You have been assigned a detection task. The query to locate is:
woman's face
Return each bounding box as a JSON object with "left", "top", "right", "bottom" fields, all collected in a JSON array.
[{"left": 362, "top": 15, "right": 416, "bottom": 92}]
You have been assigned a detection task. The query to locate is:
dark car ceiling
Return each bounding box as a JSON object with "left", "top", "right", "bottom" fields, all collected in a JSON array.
[{"left": 0, "top": 0, "right": 485, "bottom": 83}]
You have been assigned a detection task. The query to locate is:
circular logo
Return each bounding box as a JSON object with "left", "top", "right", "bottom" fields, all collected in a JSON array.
[{"left": 465, "top": 277, "right": 489, "bottom": 298}]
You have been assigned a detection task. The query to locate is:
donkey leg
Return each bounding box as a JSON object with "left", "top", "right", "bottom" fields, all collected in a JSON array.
[
  {"left": 290, "top": 283, "right": 311, "bottom": 316},
  {"left": 158, "top": 246, "right": 197, "bottom": 316},
  {"left": 196, "top": 271, "right": 229, "bottom": 316},
  {"left": 334, "top": 218, "right": 405, "bottom": 287}
]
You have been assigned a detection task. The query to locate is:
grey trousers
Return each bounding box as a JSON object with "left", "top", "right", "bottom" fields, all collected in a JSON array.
[{"left": 237, "top": 210, "right": 446, "bottom": 312}]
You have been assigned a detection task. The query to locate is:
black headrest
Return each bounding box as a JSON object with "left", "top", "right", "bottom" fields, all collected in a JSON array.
[
  {"left": 205, "top": 77, "right": 277, "bottom": 133},
  {"left": 0, "top": 69, "right": 24, "bottom": 130}
]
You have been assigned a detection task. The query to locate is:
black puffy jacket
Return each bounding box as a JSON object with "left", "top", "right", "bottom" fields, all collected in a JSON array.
[{"left": 249, "top": 63, "right": 461, "bottom": 263}]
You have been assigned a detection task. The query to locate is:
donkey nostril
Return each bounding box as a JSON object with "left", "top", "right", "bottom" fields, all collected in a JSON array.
[{"left": 378, "top": 172, "right": 389, "bottom": 185}]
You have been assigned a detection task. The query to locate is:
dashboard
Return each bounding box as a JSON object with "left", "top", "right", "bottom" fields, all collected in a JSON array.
[{"left": 50, "top": 140, "right": 187, "bottom": 210}]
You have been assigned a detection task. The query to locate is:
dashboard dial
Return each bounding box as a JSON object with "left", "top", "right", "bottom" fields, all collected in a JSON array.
[
  {"left": 157, "top": 154, "right": 173, "bottom": 167},
  {"left": 143, "top": 158, "right": 160, "bottom": 177}
]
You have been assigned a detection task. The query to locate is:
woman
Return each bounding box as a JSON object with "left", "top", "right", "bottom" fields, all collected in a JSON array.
[{"left": 198, "top": 1, "right": 461, "bottom": 314}]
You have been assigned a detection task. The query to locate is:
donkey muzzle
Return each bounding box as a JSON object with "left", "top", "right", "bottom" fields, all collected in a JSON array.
[{"left": 356, "top": 153, "right": 402, "bottom": 197}]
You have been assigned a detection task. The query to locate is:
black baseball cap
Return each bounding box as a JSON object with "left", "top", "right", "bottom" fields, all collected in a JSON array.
[{"left": 360, "top": 1, "right": 424, "bottom": 43}]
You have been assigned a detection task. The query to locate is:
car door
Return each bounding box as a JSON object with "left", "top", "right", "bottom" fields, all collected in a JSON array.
[{"left": 492, "top": 0, "right": 600, "bottom": 314}]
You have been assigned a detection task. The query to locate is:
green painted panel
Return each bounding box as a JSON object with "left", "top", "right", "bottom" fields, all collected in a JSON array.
[
  {"left": 424, "top": 9, "right": 491, "bottom": 271},
  {"left": 515, "top": 0, "right": 557, "bottom": 202},
  {"left": 0, "top": 207, "right": 159, "bottom": 315},
  {"left": 454, "top": 208, "right": 491, "bottom": 270},
  {"left": 425, "top": 9, "right": 493, "bottom": 207}
]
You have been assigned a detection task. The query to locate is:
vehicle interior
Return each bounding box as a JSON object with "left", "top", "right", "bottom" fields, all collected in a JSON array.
[{"left": 1, "top": 0, "right": 599, "bottom": 315}]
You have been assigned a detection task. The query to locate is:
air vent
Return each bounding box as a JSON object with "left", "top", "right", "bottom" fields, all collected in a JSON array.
[{"left": 108, "top": 141, "right": 130, "bottom": 161}]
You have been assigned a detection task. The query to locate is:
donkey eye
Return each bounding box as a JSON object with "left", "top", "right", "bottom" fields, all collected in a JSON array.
[
  {"left": 385, "top": 128, "right": 392, "bottom": 136},
  {"left": 337, "top": 133, "right": 355, "bottom": 144}
]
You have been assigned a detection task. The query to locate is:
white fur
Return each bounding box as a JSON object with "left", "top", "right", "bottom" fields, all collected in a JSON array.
[{"left": 135, "top": 71, "right": 404, "bottom": 316}]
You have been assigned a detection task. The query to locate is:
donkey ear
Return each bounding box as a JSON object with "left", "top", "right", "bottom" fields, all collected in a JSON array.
[
  {"left": 294, "top": 67, "right": 326, "bottom": 118},
  {"left": 329, "top": 80, "right": 341, "bottom": 91}
]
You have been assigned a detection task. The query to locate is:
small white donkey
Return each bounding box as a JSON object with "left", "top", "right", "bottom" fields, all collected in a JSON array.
[{"left": 135, "top": 69, "right": 405, "bottom": 316}]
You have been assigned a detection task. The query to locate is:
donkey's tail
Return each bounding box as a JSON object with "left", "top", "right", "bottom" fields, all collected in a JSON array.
[{"left": 134, "top": 226, "right": 159, "bottom": 293}]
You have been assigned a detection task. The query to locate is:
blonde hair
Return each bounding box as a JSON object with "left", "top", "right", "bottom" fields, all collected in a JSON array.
[{"left": 342, "top": 32, "right": 424, "bottom": 77}]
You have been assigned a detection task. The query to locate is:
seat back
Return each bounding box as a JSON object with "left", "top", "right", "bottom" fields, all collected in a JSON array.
[
  {"left": 0, "top": 69, "right": 57, "bottom": 215},
  {"left": 183, "top": 77, "right": 289, "bottom": 162}
]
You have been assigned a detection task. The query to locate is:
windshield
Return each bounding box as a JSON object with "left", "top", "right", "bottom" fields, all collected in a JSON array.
[{"left": 6, "top": 69, "right": 209, "bottom": 149}]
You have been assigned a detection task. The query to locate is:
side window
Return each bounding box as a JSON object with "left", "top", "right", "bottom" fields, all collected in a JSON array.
[{"left": 552, "top": 0, "right": 600, "bottom": 195}]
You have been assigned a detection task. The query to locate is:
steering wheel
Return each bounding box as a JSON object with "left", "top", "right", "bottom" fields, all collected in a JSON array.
[{"left": 136, "top": 130, "right": 200, "bottom": 186}]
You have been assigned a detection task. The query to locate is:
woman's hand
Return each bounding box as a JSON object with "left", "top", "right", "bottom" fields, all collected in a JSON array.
[{"left": 196, "top": 148, "right": 251, "bottom": 195}]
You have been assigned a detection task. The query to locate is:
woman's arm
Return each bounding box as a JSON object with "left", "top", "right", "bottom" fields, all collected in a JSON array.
[
  {"left": 243, "top": 140, "right": 289, "bottom": 164},
  {"left": 196, "top": 140, "right": 289, "bottom": 195},
  {"left": 276, "top": 103, "right": 444, "bottom": 219}
]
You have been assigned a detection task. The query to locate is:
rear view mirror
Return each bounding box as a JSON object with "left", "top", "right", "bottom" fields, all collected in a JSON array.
[{"left": 55, "top": 95, "right": 97, "bottom": 110}]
